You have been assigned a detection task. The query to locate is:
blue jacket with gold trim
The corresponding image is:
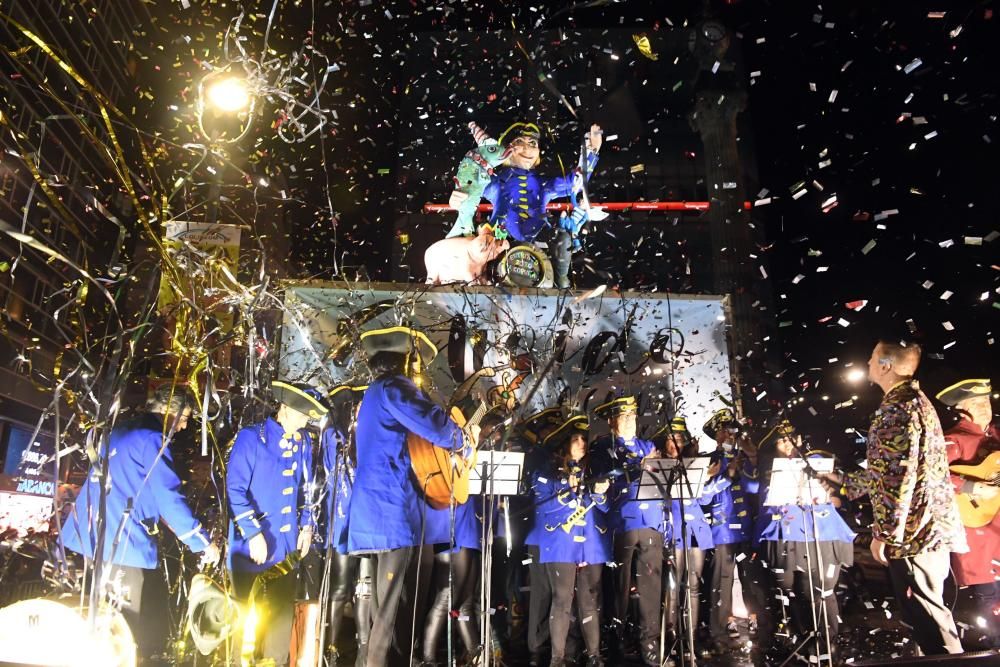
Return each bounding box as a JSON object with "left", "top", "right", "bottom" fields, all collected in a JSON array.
[
  {"left": 704, "top": 449, "right": 759, "bottom": 545},
  {"left": 482, "top": 152, "right": 599, "bottom": 242},
  {"left": 530, "top": 460, "right": 611, "bottom": 565},
  {"left": 227, "top": 417, "right": 314, "bottom": 573}
]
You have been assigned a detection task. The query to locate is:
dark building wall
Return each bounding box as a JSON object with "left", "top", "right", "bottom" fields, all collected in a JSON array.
[{"left": 0, "top": 0, "right": 151, "bottom": 437}]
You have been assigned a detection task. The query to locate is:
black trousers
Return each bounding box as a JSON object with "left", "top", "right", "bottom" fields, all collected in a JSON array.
[
  {"left": 526, "top": 545, "right": 553, "bottom": 656},
  {"left": 666, "top": 545, "right": 705, "bottom": 636},
  {"left": 769, "top": 540, "right": 844, "bottom": 641},
  {"left": 326, "top": 552, "right": 361, "bottom": 653},
  {"left": 422, "top": 548, "right": 481, "bottom": 662},
  {"left": 232, "top": 568, "right": 298, "bottom": 667},
  {"left": 708, "top": 541, "right": 765, "bottom": 640},
  {"left": 888, "top": 551, "right": 963, "bottom": 655},
  {"left": 546, "top": 562, "right": 603, "bottom": 660},
  {"left": 366, "top": 545, "right": 433, "bottom": 667},
  {"left": 614, "top": 528, "right": 663, "bottom": 653}
]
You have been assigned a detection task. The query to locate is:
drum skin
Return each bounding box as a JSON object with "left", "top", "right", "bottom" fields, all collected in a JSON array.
[{"left": 0, "top": 598, "right": 136, "bottom": 667}]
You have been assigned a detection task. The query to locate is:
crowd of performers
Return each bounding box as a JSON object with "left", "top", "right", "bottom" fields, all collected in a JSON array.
[{"left": 58, "top": 331, "right": 999, "bottom": 667}]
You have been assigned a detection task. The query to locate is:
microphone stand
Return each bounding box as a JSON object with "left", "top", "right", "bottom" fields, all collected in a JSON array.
[
  {"left": 654, "top": 459, "right": 696, "bottom": 667},
  {"left": 780, "top": 446, "right": 834, "bottom": 667}
]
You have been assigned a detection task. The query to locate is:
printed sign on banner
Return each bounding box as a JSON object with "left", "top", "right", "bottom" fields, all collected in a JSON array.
[{"left": 279, "top": 282, "right": 736, "bottom": 447}]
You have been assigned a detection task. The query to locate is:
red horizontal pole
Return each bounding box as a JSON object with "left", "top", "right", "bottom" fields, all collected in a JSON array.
[{"left": 422, "top": 201, "right": 752, "bottom": 214}]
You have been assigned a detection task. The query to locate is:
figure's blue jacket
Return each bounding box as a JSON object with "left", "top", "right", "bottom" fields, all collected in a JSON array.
[
  {"left": 530, "top": 460, "right": 611, "bottom": 565},
  {"left": 482, "top": 152, "right": 599, "bottom": 242},
  {"left": 348, "top": 375, "right": 464, "bottom": 553},
  {"left": 62, "top": 413, "right": 210, "bottom": 569},
  {"left": 754, "top": 458, "right": 856, "bottom": 545},
  {"left": 321, "top": 427, "right": 353, "bottom": 555},
  {"left": 590, "top": 435, "right": 665, "bottom": 534},
  {"left": 227, "top": 418, "right": 314, "bottom": 573},
  {"left": 663, "top": 473, "right": 732, "bottom": 549},
  {"left": 704, "top": 449, "right": 760, "bottom": 545}
]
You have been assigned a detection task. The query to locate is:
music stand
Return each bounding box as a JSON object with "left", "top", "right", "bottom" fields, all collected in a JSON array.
[
  {"left": 764, "top": 458, "right": 834, "bottom": 506},
  {"left": 471, "top": 449, "right": 525, "bottom": 665},
  {"left": 636, "top": 457, "right": 713, "bottom": 667},
  {"left": 637, "top": 457, "right": 713, "bottom": 502},
  {"left": 469, "top": 450, "right": 525, "bottom": 496},
  {"left": 765, "top": 456, "right": 836, "bottom": 667}
]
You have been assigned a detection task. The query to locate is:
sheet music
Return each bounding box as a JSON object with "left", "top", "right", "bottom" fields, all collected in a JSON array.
[
  {"left": 764, "top": 457, "right": 834, "bottom": 506},
  {"left": 469, "top": 450, "right": 525, "bottom": 496},
  {"left": 636, "top": 457, "right": 714, "bottom": 501}
]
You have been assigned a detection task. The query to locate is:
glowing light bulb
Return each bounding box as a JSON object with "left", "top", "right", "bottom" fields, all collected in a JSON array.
[
  {"left": 845, "top": 368, "right": 866, "bottom": 384},
  {"left": 206, "top": 77, "right": 251, "bottom": 112}
]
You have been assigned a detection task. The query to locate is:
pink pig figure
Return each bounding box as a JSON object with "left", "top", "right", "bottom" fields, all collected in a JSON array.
[{"left": 424, "top": 227, "right": 510, "bottom": 285}]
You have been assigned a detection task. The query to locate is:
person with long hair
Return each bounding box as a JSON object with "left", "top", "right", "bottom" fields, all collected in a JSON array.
[
  {"left": 755, "top": 421, "right": 854, "bottom": 662},
  {"left": 531, "top": 414, "right": 611, "bottom": 667},
  {"left": 347, "top": 327, "right": 479, "bottom": 667}
]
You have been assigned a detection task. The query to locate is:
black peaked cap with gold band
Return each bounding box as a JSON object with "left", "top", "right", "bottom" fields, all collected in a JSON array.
[
  {"left": 757, "top": 419, "right": 797, "bottom": 449},
  {"left": 593, "top": 395, "right": 638, "bottom": 421},
  {"left": 271, "top": 381, "right": 329, "bottom": 420},
  {"left": 498, "top": 121, "right": 542, "bottom": 145},
  {"left": 543, "top": 414, "right": 589, "bottom": 450},
  {"left": 327, "top": 383, "right": 368, "bottom": 404},
  {"left": 703, "top": 407, "right": 737, "bottom": 440},
  {"left": 520, "top": 407, "right": 564, "bottom": 446},
  {"left": 935, "top": 378, "right": 992, "bottom": 406},
  {"left": 360, "top": 326, "right": 437, "bottom": 363},
  {"left": 651, "top": 415, "right": 691, "bottom": 441}
]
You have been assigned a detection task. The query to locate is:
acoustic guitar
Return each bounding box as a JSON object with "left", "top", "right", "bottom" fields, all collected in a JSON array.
[
  {"left": 408, "top": 401, "right": 489, "bottom": 510},
  {"left": 951, "top": 450, "right": 1000, "bottom": 528}
]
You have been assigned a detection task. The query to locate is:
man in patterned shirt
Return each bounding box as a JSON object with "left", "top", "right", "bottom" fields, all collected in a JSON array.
[{"left": 840, "top": 340, "right": 968, "bottom": 655}]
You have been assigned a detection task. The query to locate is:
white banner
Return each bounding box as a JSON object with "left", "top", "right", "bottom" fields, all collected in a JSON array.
[{"left": 279, "top": 283, "right": 735, "bottom": 449}]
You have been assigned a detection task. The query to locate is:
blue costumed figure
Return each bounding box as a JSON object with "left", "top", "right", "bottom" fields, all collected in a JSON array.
[
  {"left": 61, "top": 385, "right": 219, "bottom": 659},
  {"left": 319, "top": 383, "right": 373, "bottom": 665},
  {"left": 754, "top": 421, "right": 854, "bottom": 660},
  {"left": 700, "top": 407, "right": 768, "bottom": 650},
  {"left": 588, "top": 396, "right": 665, "bottom": 665},
  {"left": 347, "top": 326, "right": 476, "bottom": 667},
  {"left": 226, "top": 381, "right": 326, "bottom": 666},
  {"left": 530, "top": 414, "right": 611, "bottom": 667},
  {"left": 448, "top": 122, "right": 604, "bottom": 288}
]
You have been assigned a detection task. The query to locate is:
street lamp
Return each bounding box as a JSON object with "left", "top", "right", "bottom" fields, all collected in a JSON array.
[
  {"left": 196, "top": 70, "right": 256, "bottom": 144},
  {"left": 205, "top": 76, "right": 251, "bottom": 113},
  {"left": 845, "top": 368, "right": 866, "bottom": 384}
]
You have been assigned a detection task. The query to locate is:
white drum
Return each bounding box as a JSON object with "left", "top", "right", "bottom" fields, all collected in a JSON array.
[{"left": 0, "top": 598, "right": 136, "bottom": 667}]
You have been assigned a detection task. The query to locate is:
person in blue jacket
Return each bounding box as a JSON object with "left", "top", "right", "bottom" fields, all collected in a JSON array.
[
  {"left": 227, "top": 380, "right": 327, "bottom": 666},
  {"left": 320, "top": 383, "right": 371, "bottom": 666},
  {"left": 589, "top": 395, "right": 665, "bottom": 666},
  {"left": 754, "top": 421, "right": 854, "bottom": 661},
  {"left": 531, "top": 414, "right": 611, "bottom": 667},
  {"left": 448, "top": 122, "right": 603, "bottom": 288},
  {"left": 519, "top": 407, "right": 565, "bottom": 666},
  {"left": 700, "top": 407, "right": 767, "bottom": 651},
  {"left": 347, "top": 326, "right": 479, "bottom": 667},
  {"left": 657, "top": 417, "right": 730, "bottom": 654},
  {"left": 62, "top": 384, "right": 220, "bottom": 658}
]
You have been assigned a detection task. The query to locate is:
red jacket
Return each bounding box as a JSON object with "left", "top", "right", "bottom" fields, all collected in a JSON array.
[{"left": 944, "top": 418, "right": 1000, "bottom": 587}]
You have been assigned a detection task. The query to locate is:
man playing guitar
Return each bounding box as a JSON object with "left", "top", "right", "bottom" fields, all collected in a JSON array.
[
  {"left": 347, "top": 326, "right": 480, "bottom": 667},
  {"left": 937, "top": 377, "right": 1000, "bottom": 646}
]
